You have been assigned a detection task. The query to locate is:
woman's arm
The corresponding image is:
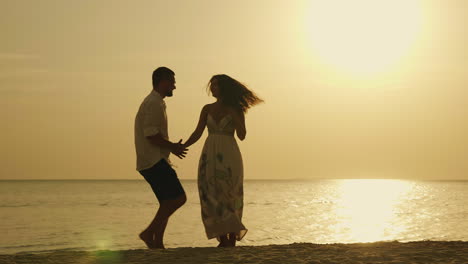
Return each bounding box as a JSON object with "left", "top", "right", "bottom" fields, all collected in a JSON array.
[
  {"left": 231, "top": 108, "right": 246, "bottom": 140},
  {"left": 183, "top": 105, "right": 209, "bottom": 147}
]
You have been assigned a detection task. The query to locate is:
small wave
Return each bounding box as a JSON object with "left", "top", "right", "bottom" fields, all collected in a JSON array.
[
  {"left": 247, "top": 202, "right": 288, "bottom": 206},
  {"left": 10, "top": 247, "right": 90, "bottom": 255},
  {"left": 0, "top": 241, "right": 69, "bottom": 250},
  {"left": 0, "top": 242, "right": 86, "bottom": 255},
  {"left": 0, "top": 204, "right": 35, "bottom": 208}
]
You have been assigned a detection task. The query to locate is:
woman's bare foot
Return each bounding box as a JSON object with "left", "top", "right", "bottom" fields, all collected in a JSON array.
[
  {"left": 217, "top": 240, "right": 230, "bottom": 247},
  {"left": 218, "top": 234, "right": 234, "bottom": 247},
  {"left": 228, "top": 233, "right": 237, "bottom": 247}
]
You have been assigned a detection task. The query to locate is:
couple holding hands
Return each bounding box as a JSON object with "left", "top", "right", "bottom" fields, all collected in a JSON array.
[{"left": 134, "top": 67, "right": 263, "bottom": 249}]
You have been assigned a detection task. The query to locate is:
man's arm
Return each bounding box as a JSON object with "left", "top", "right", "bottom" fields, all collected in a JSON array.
[
  {"left": 142, "top": 102, "right": 188, "bottom": 159},
  {"left": 147, "top": 133, "right": 188, "bottom": 159}
]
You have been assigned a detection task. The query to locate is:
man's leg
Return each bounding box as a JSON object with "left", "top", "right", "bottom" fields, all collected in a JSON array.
[{"left": 141, "top": 194, "right": 186, "bottom": 249}]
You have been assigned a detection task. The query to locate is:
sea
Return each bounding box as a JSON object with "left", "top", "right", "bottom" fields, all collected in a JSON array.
[{"left": 1, "top": 179, "right": 467, "bottom": 254}]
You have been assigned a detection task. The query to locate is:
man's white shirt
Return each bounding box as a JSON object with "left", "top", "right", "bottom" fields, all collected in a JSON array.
[{"left": 134, "top": 90, "right": 170, "bottom": 171}]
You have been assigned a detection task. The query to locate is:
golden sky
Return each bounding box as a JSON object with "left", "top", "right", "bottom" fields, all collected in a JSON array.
[{"left": 1, "top": 0, "right": 467, "bottom": 180}]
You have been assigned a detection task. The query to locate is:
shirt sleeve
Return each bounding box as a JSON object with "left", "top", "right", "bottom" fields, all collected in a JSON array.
[{"left": 142, "top": 101, "right": 163, "bottom": 137}]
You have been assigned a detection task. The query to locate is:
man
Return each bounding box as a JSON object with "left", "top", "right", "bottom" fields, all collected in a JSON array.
[{"left": 134, "top": 67, "right": 188, "bottom": 249}]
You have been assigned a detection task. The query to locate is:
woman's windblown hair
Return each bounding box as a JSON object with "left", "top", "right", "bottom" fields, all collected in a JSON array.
[{"left": 208, "top": 74, "right": 264, "bottom": 113}]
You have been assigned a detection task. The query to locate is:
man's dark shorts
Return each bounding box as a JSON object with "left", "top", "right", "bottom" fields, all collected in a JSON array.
[{"left": 139, "top": 159, "right": 185, "bottom": 202}]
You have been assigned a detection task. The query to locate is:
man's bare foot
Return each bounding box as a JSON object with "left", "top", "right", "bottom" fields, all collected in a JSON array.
[
  {"left": 154, "top": 242, "right": 165, "bottom": 249},
  {"left": 153, "top": 233, "right": 165, "bottom": 249},
  {"left": 139, "top": 231, "right": 155, "bottom": 249}
]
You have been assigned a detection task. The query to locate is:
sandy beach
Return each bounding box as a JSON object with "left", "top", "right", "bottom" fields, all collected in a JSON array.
[{"left": 1, "top": 241, "right": 467, "bottom": 264}]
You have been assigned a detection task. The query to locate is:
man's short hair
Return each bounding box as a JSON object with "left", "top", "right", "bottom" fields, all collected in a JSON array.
[{"left": 152, "top": 67, "right": 175, "bottom": 88}]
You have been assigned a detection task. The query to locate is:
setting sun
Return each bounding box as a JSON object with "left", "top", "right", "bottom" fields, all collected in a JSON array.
[{"left": 306, "top": 0, "right": 423, "bottom": 76}]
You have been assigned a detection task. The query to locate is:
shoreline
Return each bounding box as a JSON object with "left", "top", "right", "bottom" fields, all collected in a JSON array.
[{"left": 1, "top": 241, "right": 467, "bottom": 264}]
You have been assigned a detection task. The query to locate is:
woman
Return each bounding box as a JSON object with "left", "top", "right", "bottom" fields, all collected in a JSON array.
[{"left": 183, "top": 74, "right": 263, "bottom": 247}]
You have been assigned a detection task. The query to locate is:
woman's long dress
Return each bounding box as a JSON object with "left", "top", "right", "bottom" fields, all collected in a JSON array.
[{"left": 198, "top": 113, "right": 247, "bottom": 240}]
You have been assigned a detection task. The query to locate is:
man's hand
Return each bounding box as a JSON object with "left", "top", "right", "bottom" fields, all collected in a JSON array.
[{"left": 171, "top": 139, "right": 188, "bottom": 159}]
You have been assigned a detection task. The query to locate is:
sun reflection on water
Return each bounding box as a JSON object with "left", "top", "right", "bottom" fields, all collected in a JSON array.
[{"left": 332, "top": 179, "right": 413, "bottom": 242}]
